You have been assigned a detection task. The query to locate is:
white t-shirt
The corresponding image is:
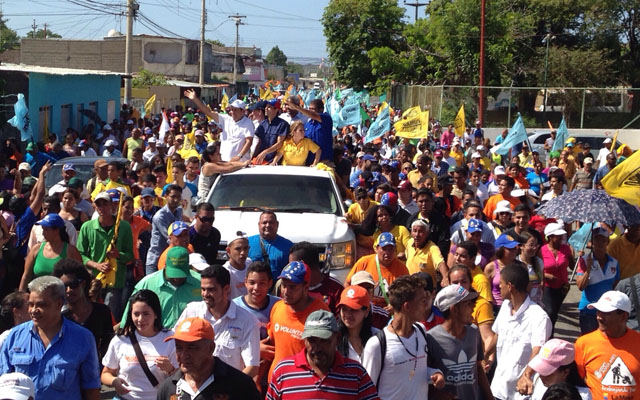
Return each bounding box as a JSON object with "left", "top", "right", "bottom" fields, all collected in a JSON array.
[
  {"left": 363, "top": 324, "right": 441, "bottom": 400},
  {"left": 596, "top": 147, "right": 611, "bottom": 169},
  {"left": 218, "top": 114, "right": 255, "bottom": 162},
  {"left": 530, "top": 374, "right": 592, "bottom": 400},
  {"left": 491, "top": 296, "right": 552, "bottom": 400},
  {"left": 223, "top": 258, "right": 251, "bottom": 300},
  {"left": 102, "top": 330, "right": 178, "bottom": 400},
  {"left": 143, "top": 148, "right": 159, "bottom": 162},
  {"left": 176, "top": 300, "right": 260, "bottom": 371},
  {"left": 279, "top": 111, "right": 309, "bottom": 126}
]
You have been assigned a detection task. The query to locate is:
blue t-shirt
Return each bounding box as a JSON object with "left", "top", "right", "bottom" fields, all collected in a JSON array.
[
  {"left": 305, "top": 112, "right": 334, "bottom": 163},
  {"left": 16, "top": 207, "right": 37, "bottom": 257},
  {"left": 0, "top": 319, "right": 101, "bottom": 399},
  {"left": 247, "top": 234, "right": 294, "bottom": 278},
  {"left": 233, "top": 294, "right": 280, "bottom": 339},
  {"left": 255, "top": 116, "right": 289, "bottom": 162},
  {"left": 526, "top": 171, "right": 548, "bottom": 196},
  {"left": 577, "top": 254, "right": 620, "bottom": 313}
]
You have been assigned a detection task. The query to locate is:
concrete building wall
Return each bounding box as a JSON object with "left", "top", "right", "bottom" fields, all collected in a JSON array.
[{"left": 28, "top": 72, "right": 121, "bottom": 140}]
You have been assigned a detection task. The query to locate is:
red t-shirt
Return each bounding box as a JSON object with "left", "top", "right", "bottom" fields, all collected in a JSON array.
[{"left": 309, "top": 274, "right": 344, "bottom": 315}]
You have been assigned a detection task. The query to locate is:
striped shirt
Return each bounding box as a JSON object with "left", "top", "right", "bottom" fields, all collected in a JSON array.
[{"left": 267, "top": 350, "right": 380, "bottom": 400}]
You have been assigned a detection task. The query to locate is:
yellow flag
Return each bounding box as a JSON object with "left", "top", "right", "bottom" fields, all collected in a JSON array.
[
  {"left": 378, "top": 102, "right": 389, "bottom": 116},
  {"left": 610, "top": 130, "right": 619, "bottom": 152},
  {"left": 183, "top": 131, "right": 195, "bottom": 151},
  {"left": 602, "top": 149, "right": 640, "bottom": 206},
  {"left": 402, "top": 105, "right": 421, "bottom": 119},
  {"left": 220, "top": 92, "right": 229, "bottom": 110},
  {"left": 166, "top": 156, "right": 173, "bottom": 184},
  {"left": 394, "top": 110, "right": 430, "bottom": 139},
  {"left": 144, "top": 94, "right": 156, "bottom": 116},
  {"left": 259, "top": 87, "right": 266, "bottom": 99},
  {"left": 454, "top": 104, "right": 465, "bottom": 137},
  {"left": 261, "top": 89, "right": 272, "bottom": 100}
]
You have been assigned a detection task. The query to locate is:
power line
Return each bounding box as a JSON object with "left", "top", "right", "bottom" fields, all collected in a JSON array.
[{"left": 234, "top": 0, "right": 319, "bottom": 22}]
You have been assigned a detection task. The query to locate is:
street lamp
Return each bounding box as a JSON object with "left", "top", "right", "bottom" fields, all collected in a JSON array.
[{"left": 542, "top": 33, "right": 555, "bottom": 124}]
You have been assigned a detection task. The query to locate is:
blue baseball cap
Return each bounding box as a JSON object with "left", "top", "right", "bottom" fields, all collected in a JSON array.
[
  {"left": 62, "top": 163, "right": 76, "bottom": 172},
  {"left": 466, "top": 218, "right": 482, "bottom": 234},
  {"left": 278, "top": 261, "right": 309, "bottom": 284},
  {"left": 141, "top": 187, "right": 156, "bottom": 198},
  {"left": 362, "top": 154, "right": 376, "bottom": 162},
  {"left": 106, "top": 189, "right": 122, "bottom": 202},
  {"left": 377, "top": 232, "right": 396, "bottom": 248},
  {"left": 495, "top": 233, "right": 520, "bottom": 249},
  {"left": 388, "top": 160, "right": 400, "bottom": 170},
  {"left": 36, "top": 213, "right": 65, "bottom": 229},
  {"left": 168, "top": 221, "right": 189, "bottom": 236}
]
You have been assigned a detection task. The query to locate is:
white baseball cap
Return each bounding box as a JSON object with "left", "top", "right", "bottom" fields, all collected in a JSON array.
[
  {"left": 18, "top": 162, "right": 31, "bottom": 172},
  {"left": 105, "top": 139, "right": 116, "bottom": 147},
  {"left": 147, "top": 137, "right": 157, "bottom": 144},
  {"left": 103, "top": 124, "right": 112, "bottom": 130},
  {"left": 189, "top": 253, "right": 210, "bottom": 272},
  {"left": 587, "top": 290, "right": 631, "bottom": 313},
  {"left": 0, "top": 372, "right": 35, "bottom": 400},
  {"left": 351, "top": 271, "right": 375, "bottom": 286},
  {"left": 603, "top": 138, "right": 612, "bottom": 144},
  {"left": 435, "top": 284, "right": 478, "bottom": 312},
  {"left": 471, "top": 152, "right": 482, "bottom": 159},
  {"left": 229, "top": 99, "right": 247, "bottom": 109},
  {"left": 544, "top": 222, "right": 567, "bottom": 237},
  {"left": 494, "top": 200, "right": 513, "bottom": 215}
]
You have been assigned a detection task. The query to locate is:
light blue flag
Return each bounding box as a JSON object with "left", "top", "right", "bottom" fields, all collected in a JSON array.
[
  {"left": 364, "top": 106, "right": 390, "bottom": 143},
  {"left": 289, "top": 86, "right": 297, "bottom": 97},
  {"left": 329, "top": 98, "right": 342, "bottom": 136},
  {"left": 253, "top": 86, "right": 259, "bottom": 97},
  {"left": 552, "top": 117, "right": 569, "bottom": 152},
  {"left": 338, "top": 101, "right": 362, "bottom": 128},
  {"left": 568, "top": 222, "right": 594, "bottom": 251},
  {"left": 340, "top": 88, "right": 354, "bottom": 100},
  {"left": 492, "top": 114, "right": 528, "bottom": 156},
  {"left": 7, "top": 93, "right": 32, "bottom": 142},
  {"left": 274, "top": 84, "right": 283, "bottom": 92},
  {"left": 229, "top": 93, "right": 237, "bottom": 103}
]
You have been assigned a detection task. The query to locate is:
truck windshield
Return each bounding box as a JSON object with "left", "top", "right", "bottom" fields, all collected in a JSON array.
[{"left": 209, "top": 174, "right": 341, "bottom": 215}]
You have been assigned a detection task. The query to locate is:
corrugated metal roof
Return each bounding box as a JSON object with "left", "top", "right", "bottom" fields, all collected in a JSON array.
[{"left": 0, "top": 63, "right": 123, "bottom": 76}]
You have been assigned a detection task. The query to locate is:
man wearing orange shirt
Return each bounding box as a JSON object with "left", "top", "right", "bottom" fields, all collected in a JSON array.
[
  {"left": 266, "top": 261, "right": 329, "bottom": 382},
  {"left": 345, "top": 232, "right": 410, "bottom": 307},
  {"left": 483, "top": 176, "right": 521, "bottom": 221},
  {"left": 157, "top": 221, "right": 195, "bottom": 270},
  {"left": 575, "top": 291, "right": 640, "bottom": 400}
]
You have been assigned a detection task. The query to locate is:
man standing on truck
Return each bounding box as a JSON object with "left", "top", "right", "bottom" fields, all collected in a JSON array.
[{"left": 248, "top": 211, "right": 294, "bottom": 279}]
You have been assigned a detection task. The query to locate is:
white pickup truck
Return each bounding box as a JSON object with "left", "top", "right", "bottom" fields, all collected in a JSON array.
[{"left": 205, "top": 166, "right": 356, "bottom": 281}]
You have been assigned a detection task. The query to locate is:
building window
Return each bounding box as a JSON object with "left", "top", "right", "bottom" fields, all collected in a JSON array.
[
  {"left": 39, "top": 105, "right": 52, "bottom": 141},
  {"left": 60, "top": 104, "right": 72, "bottom": 136},
  {"left": 76, "top": 103, "right": 84, "bottom": 132},
  {"left": 107, "top": 100, "right": 116, "bottom": 122}
]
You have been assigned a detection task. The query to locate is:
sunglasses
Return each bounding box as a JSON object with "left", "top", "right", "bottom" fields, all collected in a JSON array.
[
  {"left": 64, "top": 278, "right": 84, "bottom": 289},
  {"left": 198, "top": 216, "right": 214, "bottom": 223}
]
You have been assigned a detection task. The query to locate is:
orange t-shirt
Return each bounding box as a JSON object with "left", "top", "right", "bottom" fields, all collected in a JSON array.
[
  {"left": 575, "top": 328, "right": 640, "bottom": 400},
  {"left": 129, "top": 215, "right": 150, "bottom": 260},
  {"left": 345, "top": 254, "right": 409, "bottom": 307},
  {"left": 483, "top": 193, "right": 521, "bottom": 221},
  {"left": 157, "top": 243, "right": 195, "bottom": 270},
  {"left": 513, "top": 175, "right": 530, "bottom": 189},
  {"left": 267, "top": 297, "right": 329, "bottom": 381}
]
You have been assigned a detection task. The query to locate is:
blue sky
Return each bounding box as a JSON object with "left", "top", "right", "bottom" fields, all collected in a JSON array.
[{"left": 2, "top": 0, "right": 418, "bottom": 64}]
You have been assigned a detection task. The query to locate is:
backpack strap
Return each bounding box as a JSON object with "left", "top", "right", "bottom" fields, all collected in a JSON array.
[{"left": 375, "top": 328, "right": 387, "bottom": 388}]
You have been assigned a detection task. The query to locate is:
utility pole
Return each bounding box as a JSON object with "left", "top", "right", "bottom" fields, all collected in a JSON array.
[
  {"left": 199, "top": 0, "right": 206, "bottom": 85},
  {"left": 43, "top": 23, "right": 47, "bottom": 39},
  {"left": 228, "top": 14, "right": 245, "bottom": 85},
  {"left": 542, "top": 33, "right": 554, "bottom": 124},
  {"left": 31, "top": 20, "right": 36, "bottom": 39},
  {"left": 478, "top": 0, "right": 486, "bottom": 125},
  {"left": 404, "top": 0, "right": 429, "bottom": 22},
  {"left": 124, "top": 0, "right": 136, "bottom": 106}
]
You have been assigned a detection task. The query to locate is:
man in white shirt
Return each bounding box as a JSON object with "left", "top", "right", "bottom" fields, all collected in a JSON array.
[
  {"left": 185, "top": 90, "right": 254, "bottom": 162},
  {"left": 176, "top": 264, "right": 260, "bottom": 378},
  {"left": 223, "top": 234, "right": 251, "bottom": 299},
  {"left": 143, "top": 137, "right": 159, "bottom": 162},
  {"left": 398, "top": 180, "right": 419, "bottom": 215},
  {"left": 595, "top": 137, "right": 613, "bottom": 169},
  {"left": 279, "top": 96, "right": 309, "bottom": 125},
  {"left": 362, "top": 274, "right": 445, "bottom": 399},
  {"left": 488, "top": 265, "right": 552, "bottom": 400}
]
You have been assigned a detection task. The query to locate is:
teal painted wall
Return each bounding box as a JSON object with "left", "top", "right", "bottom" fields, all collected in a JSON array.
[{"left": 28, "top": 72, "right": 120, "bottom": 141}]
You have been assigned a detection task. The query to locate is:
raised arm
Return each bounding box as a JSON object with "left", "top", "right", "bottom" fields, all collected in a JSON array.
[
  {"left": 30, "top": 161, "right": 52, "bottom": 215},
  {"left": 286, "top": 98, "right": 322, "bottom": 123},
  {"left": 184, "top": 89, "right": 219, "bottom": 123}
]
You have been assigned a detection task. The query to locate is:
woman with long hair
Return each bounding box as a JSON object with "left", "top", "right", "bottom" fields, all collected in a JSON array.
[
  {"left": 0, "top": 291, "right": 29, "bottom": 347},
  {"left": 271, "top": 121, "right": 321, "bottom": 166},
  {"left": 101, "top": 290, "right": 177, "bottom": 400},
  {"left": 197, "top": 142, "right": 250, "bottom": 200},
  {"left": 484, "top": 233, "right": 521, "bottom": 312},
  {"left": 517, "top": 230, "right": 545, "bottom": 306},
  {"left": 19, "top": 213, "right": 82, "bottom": 291},
  {"left": 59, "top": 188, "right": 89, "bottom": 231},
  {"left": 336, "top": 285, "right": 377, "bottom": 363}
]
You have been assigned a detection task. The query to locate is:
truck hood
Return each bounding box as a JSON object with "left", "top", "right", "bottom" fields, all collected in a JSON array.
[{"left": 213, "top": 210, "right": 354, "bottom": 244}]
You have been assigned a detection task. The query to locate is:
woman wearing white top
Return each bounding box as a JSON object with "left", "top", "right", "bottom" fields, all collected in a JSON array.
[
  {"left": 101, "top": 290, "right": 178, "bottom": 400},
  {"left": 336, "top": 285, "right": 378, "bottom": 363},
  {"left": 197, "top": 143, "right": 249, "bottom": 201}
]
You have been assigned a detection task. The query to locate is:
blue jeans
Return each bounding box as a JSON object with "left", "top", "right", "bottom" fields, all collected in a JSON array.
[{"left": 579, "top": 310, "right": 599, "bottom": 335}]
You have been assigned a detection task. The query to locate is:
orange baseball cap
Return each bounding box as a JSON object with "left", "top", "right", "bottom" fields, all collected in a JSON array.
[
  {"left": 164, "top": 317, "right": 214, "bottom": 342},
  {"left": 338, "top": 285, "right": 370, "bottom": 310}
]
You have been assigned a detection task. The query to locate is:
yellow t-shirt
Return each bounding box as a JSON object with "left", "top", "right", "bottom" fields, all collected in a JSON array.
[
  {"left": 472, "top": 295, "right": 494, "bottom": 326},
  {"left": 407, "top": 169, "right": 436, "bottom": 189},
  {"left": 125, "top": 137, "right": 143, "bottom": 161},
  {"left": 451, "top": 150, "right": 464, "bottom": 167},
  {"left": 607, "top": 234, "right": 640, "bottom": 279},
  {"left": 405, "top": 239, "right": 445, "bottom": 283},
  {"left": 90, "top": 180, "right": 132, "bottom": 200},
  {"left": 471, "top": 266, "right": 493, "bottom": 302},
  {"left": 346, "top": 200, "right": 378, "bottom": 224},
  {"left": 372, "top": 225, "right": 411, "bottom": 254},
  {"left": 277, "top": 137, "right": 320, "bottom": 166}
]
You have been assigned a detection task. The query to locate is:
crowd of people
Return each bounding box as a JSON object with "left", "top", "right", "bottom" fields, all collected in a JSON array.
[{"left": 0, "top": 87, "right": 638, "bottom": 400}]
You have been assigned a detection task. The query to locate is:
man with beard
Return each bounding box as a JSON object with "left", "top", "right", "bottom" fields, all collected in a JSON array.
[
  {"left": 176, "top": 264, "right": 260, "bottom": 378},
  {"left": 267, "top": 309, "right": 379, "bottom": 400},
  {"left": 265, "top": 261, "right": 330, "bottom": 382}
]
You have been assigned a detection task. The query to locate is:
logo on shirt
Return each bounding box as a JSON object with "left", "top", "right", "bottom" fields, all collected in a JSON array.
[
  {"left": 601, "top": 357, "right": 636, "bottom": 386},
  {"left": 442, "top": 350, "right": 477, "bottom": 385}
]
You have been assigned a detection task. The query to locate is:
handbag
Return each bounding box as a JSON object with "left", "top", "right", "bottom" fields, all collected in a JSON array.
[{"left": 129, "top": 332, "right": 159, "bottom": 387}]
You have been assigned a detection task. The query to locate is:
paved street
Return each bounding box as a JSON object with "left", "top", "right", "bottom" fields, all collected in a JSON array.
[{"left": 554, "top": 281, "right": 582, "bottom": 343}]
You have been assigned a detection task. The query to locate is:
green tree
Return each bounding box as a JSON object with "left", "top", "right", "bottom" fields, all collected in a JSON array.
[
  {"left": 286, "top": 62, "right": 304, "bottom": 75},
  {"left": 31, "top": 28, "right": 61, "bottom": 39},
  {"left": 322, "top": 0, "right": 405, "bottom": 90},
  {"left": 265, "top": 46, "right": 287, "bottom": 66},
  {"left": 0, "top": 13, "right": 19, "bottom": 52},
  {"left": 206, "top": 39, "right": 225, "bottom": 47},
  {"left": 132, "top": 68, "right": 167, "bottom": 88}
]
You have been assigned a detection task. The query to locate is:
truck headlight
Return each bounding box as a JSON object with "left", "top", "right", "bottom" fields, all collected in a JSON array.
[{"left": 325, "top": 240, "right": 355, "bottom": 270}]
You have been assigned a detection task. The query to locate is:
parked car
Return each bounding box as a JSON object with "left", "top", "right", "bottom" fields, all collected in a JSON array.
[
  {"left": 528, "top": 131, "right": 622, "bottom": 163},
  {"left": 205, "top": 165, "right": 356, "bottom": 281},
  {"left": 44, "top": 156, "right": 129, "bottom": 192}
]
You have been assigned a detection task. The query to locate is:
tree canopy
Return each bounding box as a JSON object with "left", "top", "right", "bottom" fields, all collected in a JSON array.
[
  {"left": 0, "top": 13, "right": 19, "bottom": 52},
  {"left": 265, "top": 46, "right": 287, "bottom": 66}
]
